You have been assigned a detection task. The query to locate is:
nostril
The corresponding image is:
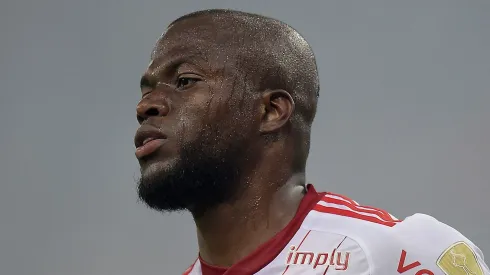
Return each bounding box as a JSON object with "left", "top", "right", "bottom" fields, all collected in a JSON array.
[
  {"left": 136, "top": 105, "right": 163, "bottom": 124},
  {"left": 145, "top": 107, "right": 159, "bottom": 117}
]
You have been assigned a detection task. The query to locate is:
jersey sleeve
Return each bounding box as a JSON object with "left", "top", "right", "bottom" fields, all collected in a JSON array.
[{"left": 374, "top": 213, "right": 489, "bottom": 275}]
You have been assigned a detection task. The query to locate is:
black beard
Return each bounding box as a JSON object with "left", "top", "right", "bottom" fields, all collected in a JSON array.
[{"left": 137, "top": 129, "right": 247, "bottom": 217}]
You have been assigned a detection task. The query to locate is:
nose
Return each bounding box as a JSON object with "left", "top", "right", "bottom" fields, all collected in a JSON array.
[{"left": 136, "top": 93, "right": 169, "bottom": 124}]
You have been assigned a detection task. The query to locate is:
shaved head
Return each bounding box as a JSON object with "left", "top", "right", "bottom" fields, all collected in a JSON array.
[{"left": 136, "top": 9, "right": 319, "bottom": 213}]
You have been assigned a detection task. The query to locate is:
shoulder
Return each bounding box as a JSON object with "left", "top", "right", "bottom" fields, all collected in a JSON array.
[
  {"left": 300, "top": 192, "right": 489, "bottom": 274},
  {"left": 391, "top": 213, "right": 489, "bottom": 275}
]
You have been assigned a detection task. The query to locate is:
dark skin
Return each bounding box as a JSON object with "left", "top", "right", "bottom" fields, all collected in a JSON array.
[{"left": 135, "top": 15, "right": 308, "bottom": 267}]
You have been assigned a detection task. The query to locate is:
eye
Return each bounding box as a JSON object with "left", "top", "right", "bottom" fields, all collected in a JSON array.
[{"left": 176, "top": 77, "right": 200, "bottom": 89}]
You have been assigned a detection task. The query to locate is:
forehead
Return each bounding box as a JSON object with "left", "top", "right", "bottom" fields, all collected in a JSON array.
[{"left": 149, "top": 17, "right": 236, "bottom": 70}]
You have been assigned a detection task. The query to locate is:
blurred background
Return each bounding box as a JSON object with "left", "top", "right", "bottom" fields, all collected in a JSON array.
[{"left": 0, "top": 0, "right": 488, "bottom": 274}]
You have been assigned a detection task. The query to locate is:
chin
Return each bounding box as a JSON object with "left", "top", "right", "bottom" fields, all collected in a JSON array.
[
  {"left": 136, "top": 137, "right": 246, "bottom": 213},
  {"left": 137, "top": 156, "right": 187, "bottom": 211}
]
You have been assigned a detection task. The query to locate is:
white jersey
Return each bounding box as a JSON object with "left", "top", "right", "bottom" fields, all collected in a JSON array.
[{"left": 183, "top": 185, "right": 489, "bottom": 275}]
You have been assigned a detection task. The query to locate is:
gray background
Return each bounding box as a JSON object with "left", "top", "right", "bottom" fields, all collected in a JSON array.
[{"left": 1, "top": 0, "right": 488, "bottom": 274}]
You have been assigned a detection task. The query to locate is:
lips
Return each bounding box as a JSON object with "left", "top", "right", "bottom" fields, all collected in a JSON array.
[{"left": 134, "top": 126, "right": 167, "bottom": 159}]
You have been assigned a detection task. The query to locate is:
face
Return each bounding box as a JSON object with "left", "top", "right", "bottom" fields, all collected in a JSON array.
[{"left": 135, "top": 17, "right": 259, "bottom": 214}]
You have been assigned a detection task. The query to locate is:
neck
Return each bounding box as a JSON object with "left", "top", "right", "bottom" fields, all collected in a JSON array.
[{"left": 193, "top": 161, "right": 306, "bottom": 267}]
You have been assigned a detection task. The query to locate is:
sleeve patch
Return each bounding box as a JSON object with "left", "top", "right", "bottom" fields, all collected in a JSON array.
[{"left": 437, "top": 241, "right": 484, "bottom": 275}]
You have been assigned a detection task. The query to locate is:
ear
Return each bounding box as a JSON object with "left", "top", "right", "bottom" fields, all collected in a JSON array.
[{"left": 259, "top": 90, "right": 295, "bottom": 133}]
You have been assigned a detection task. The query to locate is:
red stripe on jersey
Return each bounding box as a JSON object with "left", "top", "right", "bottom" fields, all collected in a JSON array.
[
  {"left": 326, "top": 192, "right": 358, "bottom": 205},
  {"left": 313, "top": 204, "right": 398, "bottom": 227},
  {"left": 326, "top": 192, "right": 400, "bottom": 221},
  {"left": 321, "top": 195, "right": 397, "bottom": 222},
  {"left": 327, "top": 192, "right": 398, "bottom": 220}
]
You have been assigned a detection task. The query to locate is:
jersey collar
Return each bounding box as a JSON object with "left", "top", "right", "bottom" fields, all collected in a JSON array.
[{"left": 198, "top": 184, "right": 324, "bottom": 275}]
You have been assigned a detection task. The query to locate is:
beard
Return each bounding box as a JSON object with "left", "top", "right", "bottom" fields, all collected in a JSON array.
[{"left": 137, "top": 123, "right": 249, "bottom": 217}]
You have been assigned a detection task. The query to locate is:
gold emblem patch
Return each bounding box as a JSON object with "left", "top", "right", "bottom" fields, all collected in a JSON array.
[{"left": 437, "top": 242, "right": 483, "bottom": 275}]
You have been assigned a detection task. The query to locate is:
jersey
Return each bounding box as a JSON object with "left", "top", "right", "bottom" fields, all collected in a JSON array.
[{"left": 183, "top": 185, "right": 489, "bottom": 275}]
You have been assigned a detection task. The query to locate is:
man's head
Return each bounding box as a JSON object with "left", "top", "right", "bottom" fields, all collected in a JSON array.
[{"left": 135, "top": 9, "right": 319, "bottom": 214}]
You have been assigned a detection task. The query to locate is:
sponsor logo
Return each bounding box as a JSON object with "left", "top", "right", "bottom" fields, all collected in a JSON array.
[
  {"left": 398, "top": 250, "right": 434, "bottom": 275},
  {"left": 286, "top": 245, "right": 350, "bottom": 271},
  {"left": 437, "top": 242, "right": 483, "bottom": 275}
]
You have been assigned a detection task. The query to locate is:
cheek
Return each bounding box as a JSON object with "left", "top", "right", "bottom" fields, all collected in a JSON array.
[
  {"left": 172, "top": 83, "right": 256, "bottom": 143},
  {"left": 173, "top": 98, "right": 212, "bottom": 143}
]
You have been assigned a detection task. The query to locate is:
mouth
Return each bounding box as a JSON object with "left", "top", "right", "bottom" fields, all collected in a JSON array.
[{"left": 134, "top": 126, "right": 167, "bottom": 159}]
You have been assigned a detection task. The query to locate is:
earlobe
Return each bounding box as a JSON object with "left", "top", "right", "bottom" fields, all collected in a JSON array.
[{"left": 259, "top": 90, "right": 295, "bottom": 134}]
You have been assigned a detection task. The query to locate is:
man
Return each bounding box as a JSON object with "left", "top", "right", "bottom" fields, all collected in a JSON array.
[{"left": 134, "top": 9, "right": 489, "bottom": 275}]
